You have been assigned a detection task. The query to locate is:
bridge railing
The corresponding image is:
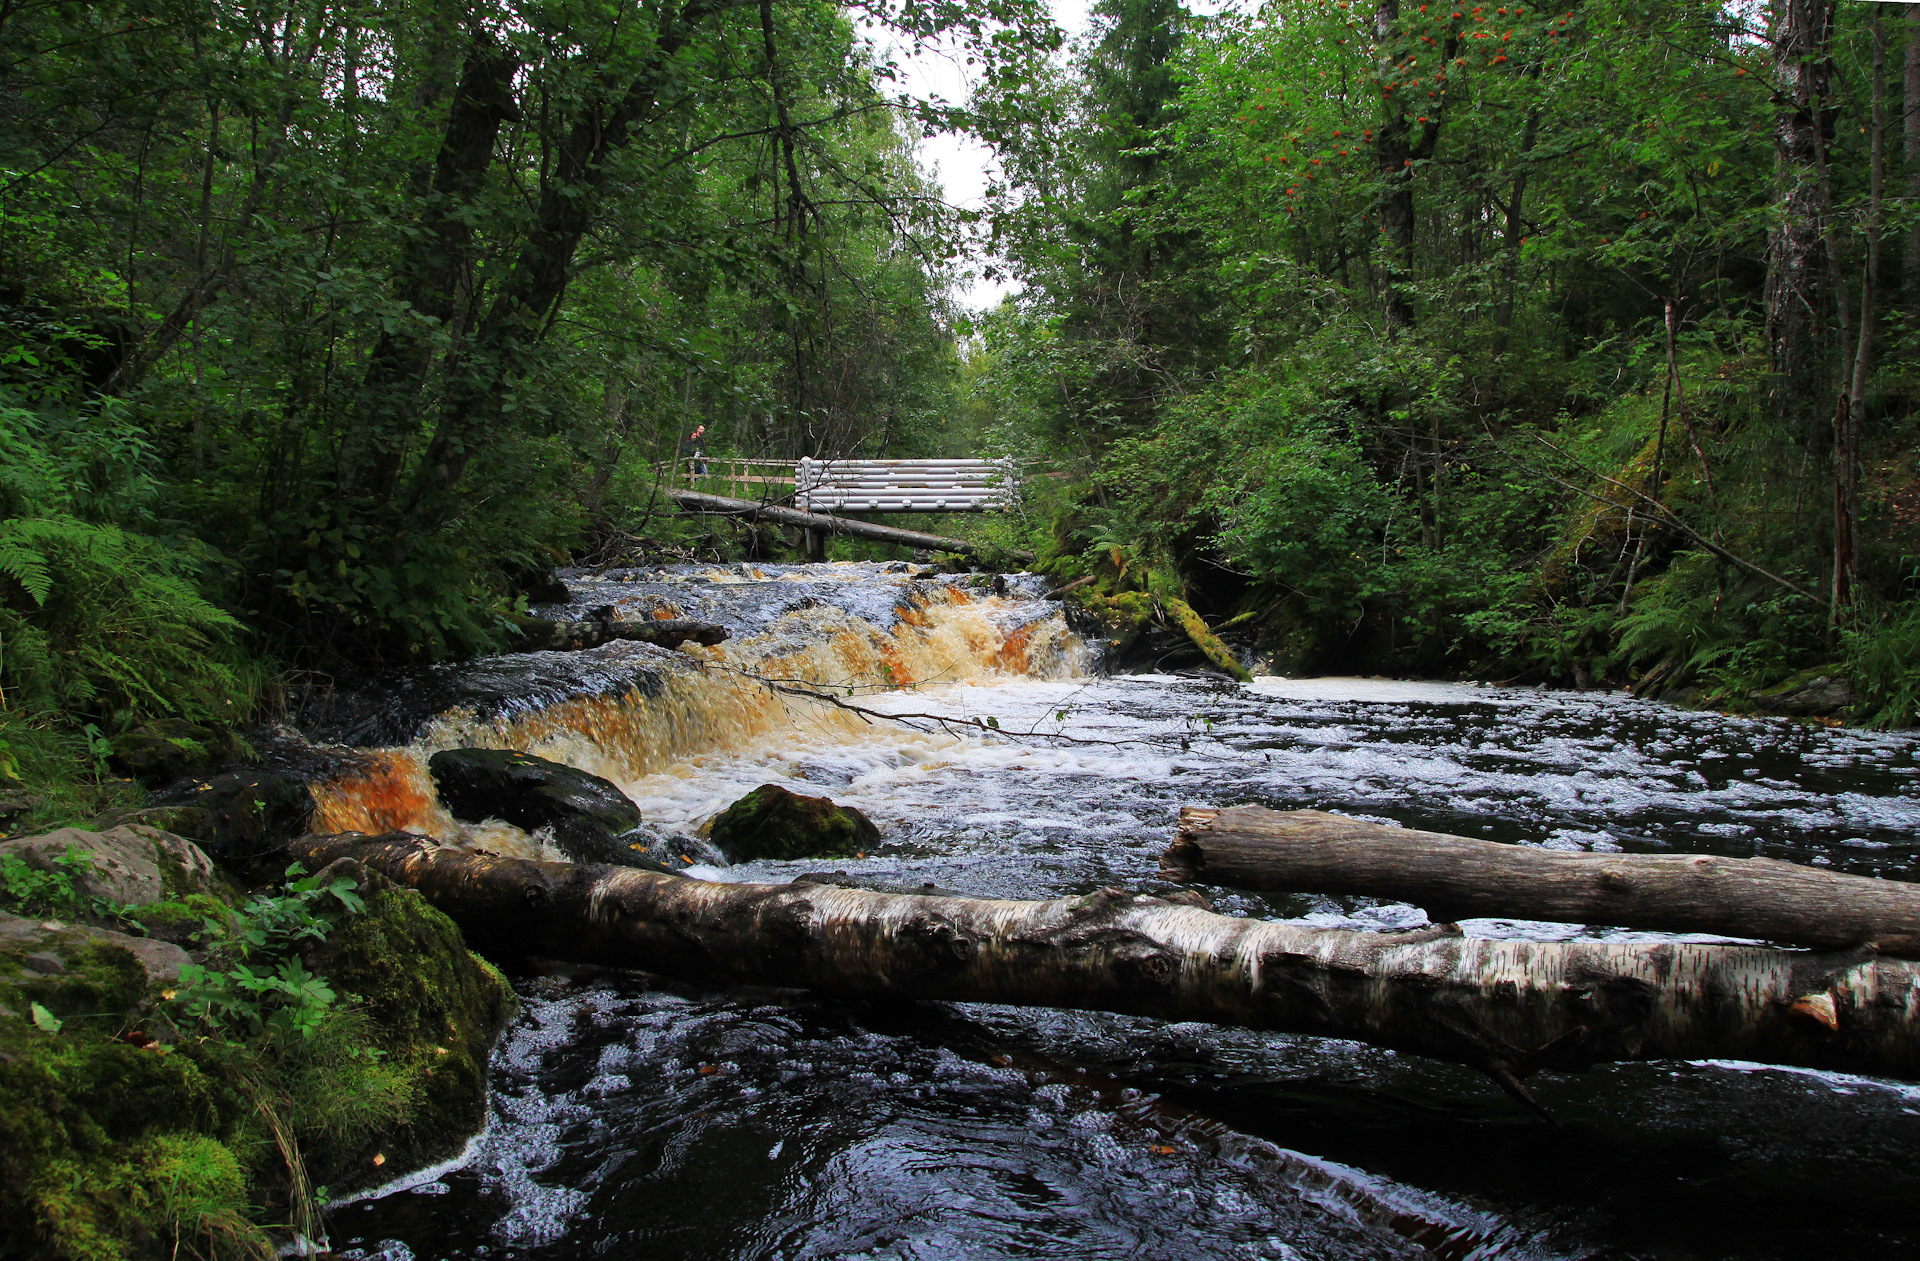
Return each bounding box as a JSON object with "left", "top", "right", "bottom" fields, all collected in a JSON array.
[
  {"left": 651, "top": 456, "right": 1019, "bottom": 513},
  {"left": 796, "top": 458, "right": 1017, "bottom": 513}
]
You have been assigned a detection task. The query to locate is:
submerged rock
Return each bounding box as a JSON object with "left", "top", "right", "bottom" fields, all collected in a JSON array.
[
  {"left": 708, "top": 784, "right": 880, "bottom": 862},
  {"left": 428, "top": 748, "right": 669, "bottom": 869}
]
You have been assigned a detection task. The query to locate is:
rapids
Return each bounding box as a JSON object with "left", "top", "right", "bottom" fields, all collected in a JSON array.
[{"left": 311, "top": 562, "right": 1920, "bottom": 1260}]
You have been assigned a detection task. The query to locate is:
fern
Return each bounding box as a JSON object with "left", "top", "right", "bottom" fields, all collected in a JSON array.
[
  {"left": 0, "top": 516, "right": 245, "bottom": 722},
  {"left": 0, "top": 528, "right": 51, "bottom": 604}
]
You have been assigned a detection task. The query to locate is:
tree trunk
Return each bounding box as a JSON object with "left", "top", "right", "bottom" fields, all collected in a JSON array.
[
  {"left": 293, "top": 832, "right": 1920, "bottom": 1088},
  {"left": 1371, "top": 0, "right": 1450, "bottom": 335},
  {"left": 1491, "top": 107, "right": 1540, "bottom": 357},
  {"left": 1837, "top": 7, "right": 1887, "bottom": 616},
  {"left": 1161, "top": 806, "right": 1920, "bottom": 956},
  {"left": 1904, "top": 3, "right": 1920, "bottom": 299},
  {"left": 667, "top": 487, "right": 1025, "bottom": 558},
  {"left": 406, "top": 0, "right": 728, "bottom": 518},
  {"left": 1764, "top": 0, "right": 1837, "bottom": 445}
]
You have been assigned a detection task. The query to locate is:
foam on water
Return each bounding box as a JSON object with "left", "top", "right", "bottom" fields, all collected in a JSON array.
[{"left": 318, "top": 563, "right": 1920, "bottom": 1260}]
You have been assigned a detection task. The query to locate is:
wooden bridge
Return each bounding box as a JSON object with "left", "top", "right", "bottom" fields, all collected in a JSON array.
[
  {"left": 661, "top": 456, "right": 1025, "bottom": 559},
  {"left": 665, "top": 457, "right": 1017, "bottom": 513}
]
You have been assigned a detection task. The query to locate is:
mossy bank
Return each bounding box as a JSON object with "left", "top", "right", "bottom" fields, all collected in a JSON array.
[{"left": 0, "top": 839, "right": 515, "bottom": 1261}]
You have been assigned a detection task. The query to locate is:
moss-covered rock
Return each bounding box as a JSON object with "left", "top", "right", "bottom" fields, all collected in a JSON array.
[
  {"left": 0, "top": 930, "right": 265, "bottom": 1261},
  {"left": 0, "top": 858, "right": 516, "bottom": 1259},
  {"left": 708, "top": 784, "right": 881, "bottom": 862},
  {"left": 302, "top": 858, "right": 516, "bottom": 1195},
  {"left": 104, "top": 721, "right": 243, "bottom": 788}
]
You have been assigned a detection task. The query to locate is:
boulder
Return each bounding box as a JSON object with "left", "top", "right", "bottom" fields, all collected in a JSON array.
[
  {"left": 1752, "top": 669, "right": 1854, "bottom": 718},
  {"left": 152, "top": 770, "right": 315, "bottom": 871},
  {"left": 301, "top": 857, "right": 519, "bottom": 1189},
  {"left": 103, "top": 718, "right": 243, "bottom": 785},
  {"left": 0, "top": 825, "right": 218, "bottom": 912},
  {"left": 708, "top": 784, "right": 881, "bottom": 862},
  {"left": 428, "top": 748, "right": 668, "bottom": 869}
]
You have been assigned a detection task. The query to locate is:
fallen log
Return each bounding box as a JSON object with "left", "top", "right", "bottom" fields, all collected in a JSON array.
[
  {"left": 507, "top": 612, "right": 728, "bottom": 652},
  {"left": 293, "top": 832, "right": 1920, "bottom": 1090},
  {"left": 1163, "top": 806, "right": 1920, "bottom": 956},
  {"left": 666, "top": 487, "right": 1032, "bottom": 560}
]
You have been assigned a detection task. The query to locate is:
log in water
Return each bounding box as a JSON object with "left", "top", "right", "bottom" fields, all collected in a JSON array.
[
  {"left": 1163, "top": 805, "right": 1920, "bottom": 955},
  {"left": 297, "top": 832, "right": 1920, "bottom": 1086}
]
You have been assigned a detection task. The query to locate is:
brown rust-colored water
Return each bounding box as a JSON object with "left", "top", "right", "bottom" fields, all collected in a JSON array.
[{"left": 321, "top": 566, "right": 1920, "bottom": 1260}]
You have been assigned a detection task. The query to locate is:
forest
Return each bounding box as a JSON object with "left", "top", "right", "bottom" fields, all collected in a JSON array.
[
  {"left": 4, "top": 0, "right": 1915, "bottom": 828},
  {"left": 4, "top": 2, "right": 1920, "bottom": 1256}
]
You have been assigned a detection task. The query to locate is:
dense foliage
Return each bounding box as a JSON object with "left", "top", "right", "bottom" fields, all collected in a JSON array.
[
  {"left": 970, "top": 0, "right": 1920, "bottom": 720},
  {"left": 0, "top": 0, "right": 1055, "bottom": 810}
]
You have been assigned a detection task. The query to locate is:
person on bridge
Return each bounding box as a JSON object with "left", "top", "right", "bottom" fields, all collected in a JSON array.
[{"left": 681, "top": 425, "right": 708, "bottom": 477}]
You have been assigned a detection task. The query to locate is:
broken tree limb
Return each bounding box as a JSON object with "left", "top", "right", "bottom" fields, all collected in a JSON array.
[
  {"left": 665, "top": 487, "right": 1032, "bottom": 560},
  {"left": 1163, "top": 806, "right": 1920, "bottom": 957},
  {"left": 1162, "top": 596, "right": 1252, "bottom": 682},
  {"left": 507, "top": 612, "right": 728, "bottom": 652},
  {"left": 293, "top": 831, "right": 1920, "bottom": 1084}
]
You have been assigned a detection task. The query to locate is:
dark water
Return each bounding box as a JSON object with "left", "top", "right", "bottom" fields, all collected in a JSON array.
[{"left": 324, "top": 578, "right": 1920, "bottom": 1261}]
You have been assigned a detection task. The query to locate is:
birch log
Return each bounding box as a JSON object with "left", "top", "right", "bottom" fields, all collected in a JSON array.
[
  {"left": 1163, "top": 806, "right": 1920, "bottom": 956},
  {"left": 294, "top": 832, "right": 1920, "bottom": 1085}
]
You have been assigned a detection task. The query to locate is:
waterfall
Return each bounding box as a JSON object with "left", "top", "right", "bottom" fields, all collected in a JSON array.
[{"left": 308, "top": 562, "right": 1089, "bottom": 856}]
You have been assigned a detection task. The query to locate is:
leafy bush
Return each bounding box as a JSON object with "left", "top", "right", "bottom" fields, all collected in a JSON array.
[
  {"left": 1847, "top": 597, "right": 1920, "bottom": 728},
  {"left": 0, "top": 843, "right": 125, "bottom": 920},
  {"left": 173, "top": 865, "right": 366, "bottom": 1043},
  {"left": 1611, "top": 550, "right": 1826, "bottom": 696}
]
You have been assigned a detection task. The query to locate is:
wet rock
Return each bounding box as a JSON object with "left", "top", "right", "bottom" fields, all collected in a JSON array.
[
  {"left": 505, "top": 611, "right": 729, "bottom": 652},
  {"left": 622, "top": 823, "right": 730, "bottom": 870},
  {"left": 0, "top": 825, "right": 218, "bottom": 910},
  {"left": 708, "top": 784, "right": 881, "bottom": 862},
  {"left": 152, "top": 770, "right": 315, "bottom": 872},
  {"left": 303, "top": 857, "right": 519, "bottom": 1191},
  {"left": 1751, "top": 669, "right": 1853, "bottom": 718},
  {"left": 428, "top": 748, "right": 666, "bottom": 869},
  {"left": 103, "top": 718, "right": 243, "bottom": 785}
]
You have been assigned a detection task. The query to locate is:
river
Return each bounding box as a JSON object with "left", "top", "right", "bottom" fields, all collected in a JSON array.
[{"left": 307, "top": 562, "right": 1920, "bottom": 1261}]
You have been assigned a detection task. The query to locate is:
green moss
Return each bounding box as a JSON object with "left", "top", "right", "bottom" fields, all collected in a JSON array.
[
  {"left": 0, "top": 873, "right": 516, "bottom": 1258},
  {"left": 708, "top": 784, "right": 882, "bottom": 861},
  {"left": 0, "top": 937, "right": 150, "bottom": 1022},
  {"left": 1163, "top": 596, "right": 1252, "bottom": 682},
  {"left": 302, "top": 881, "right": 516, "bottom": 1193},
  {"left": 0, "top": 1015, "right": 262, "bottom": 1261},
  {"left": 26, "top": 1134, "right": 265, "bottom": 1261},
  {"left": 123, "top": 894, "right": 235, "bottom": 946}
]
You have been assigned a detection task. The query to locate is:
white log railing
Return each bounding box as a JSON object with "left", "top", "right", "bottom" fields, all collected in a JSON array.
[
  {"left": 654, "top": 456, "right": 1019, "bottom": 513},
  {"left": 795, "top": 457, "right": 1018, "bottom": 513}
]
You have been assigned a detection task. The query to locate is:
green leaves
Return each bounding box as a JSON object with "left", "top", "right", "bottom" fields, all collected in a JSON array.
[{"left": 170, "top": 863, "right": 364, "bottom": 1043}]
